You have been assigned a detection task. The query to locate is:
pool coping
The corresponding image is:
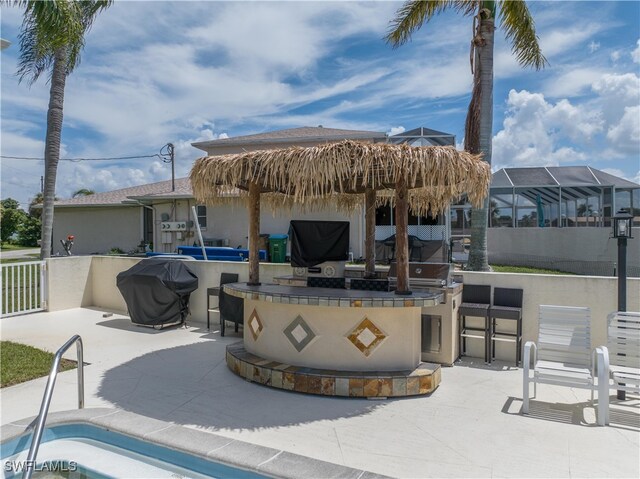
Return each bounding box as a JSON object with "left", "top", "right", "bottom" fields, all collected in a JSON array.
[{"left": 1, "top": 408, "right": 389, "bottom": 479}]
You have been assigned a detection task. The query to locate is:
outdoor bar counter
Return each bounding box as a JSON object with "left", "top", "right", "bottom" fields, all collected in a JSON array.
[{"left": 223, "top": 282, "right": 443, "bottom": 398}]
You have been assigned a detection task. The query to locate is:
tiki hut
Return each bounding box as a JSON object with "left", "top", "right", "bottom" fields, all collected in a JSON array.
[{"left": 190, "top": 140, "right": 490, "bottom": 293}]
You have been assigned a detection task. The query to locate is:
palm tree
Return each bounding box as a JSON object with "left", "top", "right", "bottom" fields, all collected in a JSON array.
[
  {"left": 10, "top": 0, "right": 112, "bottom": 258},
  {"left": 387, "top": 0, "right": 546, "bottom": 270},
  {"left": 72, "top": 188, "right": 95, "bottom": 198}
]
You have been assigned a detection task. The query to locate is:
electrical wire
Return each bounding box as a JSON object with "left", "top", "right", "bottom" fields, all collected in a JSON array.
[{"left": 0, "top": 154, "right": 162, "bottom": 162}]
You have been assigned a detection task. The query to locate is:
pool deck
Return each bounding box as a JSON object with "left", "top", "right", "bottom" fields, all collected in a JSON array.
[{"left": 1, "top": 308, "right": 639, "bottom": 478}]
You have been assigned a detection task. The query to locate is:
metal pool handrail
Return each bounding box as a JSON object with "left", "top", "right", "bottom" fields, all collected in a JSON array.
[{"left": 23, "top": 335, "right": 84, "bottom": 479}]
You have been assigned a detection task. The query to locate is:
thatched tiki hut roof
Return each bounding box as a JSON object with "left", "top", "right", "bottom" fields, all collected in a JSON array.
[{"left": 190, "top": 140, "right": 491, "bottom": 291}]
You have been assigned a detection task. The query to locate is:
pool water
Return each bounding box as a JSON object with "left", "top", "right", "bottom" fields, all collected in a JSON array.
[{"left": 1, "top": 424, "right": 270, "bottom": 479}]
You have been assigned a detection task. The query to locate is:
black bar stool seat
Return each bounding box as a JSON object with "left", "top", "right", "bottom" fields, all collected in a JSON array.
[
  {"left": 458, "top": 284, "right": 492, "bottom": 363},
  {"left": 460, "top": 303, "right": 491, "bottom": 317},
  {"left": 490, "top": 305, "right": 521, "bottom": 320},
  {"left": 490, "top": 287, "right": 523, "bottom": 366}
]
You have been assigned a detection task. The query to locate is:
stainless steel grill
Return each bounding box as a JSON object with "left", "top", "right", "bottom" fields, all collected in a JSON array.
[{"left": 388, "top": 262, "right": 453, "bottom": 290}]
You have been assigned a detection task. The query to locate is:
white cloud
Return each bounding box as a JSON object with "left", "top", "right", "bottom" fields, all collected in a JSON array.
[
  {"left": 588, "top": 41, "right": 600, "bottom": 53},
  {"left": 538, "top": 24, "right": 606, "bottom": 58},
  {"left": 606, "top": 105, "right": 640, "bottom": 153},
  {"left": 492, "top": 90, "right": 598, "bottom": 169},
  {"left": 610, "top": 50, "right": 621, "bottom": 62},
  {"left": 388, "top": 126, "right": 405, "bottom": 136},
  {"left": 493, "top": 71, "right": 639, "bottom": 174},
  {"left": 632, "top": 39, "right": 640, "bottom": 63},
  {"left": 600, "top": 168, "right": 626, "bottom": 178},
  {"left": 543, "top": 67, "right": 608, "bottom": 97},
  {"left": 591, "top": 73, "right": 640, "bottom": 154}
]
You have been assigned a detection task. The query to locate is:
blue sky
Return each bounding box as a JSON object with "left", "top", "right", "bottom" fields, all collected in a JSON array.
[{"left": 1, "top": 1, "right": 639, "bottom": 209}]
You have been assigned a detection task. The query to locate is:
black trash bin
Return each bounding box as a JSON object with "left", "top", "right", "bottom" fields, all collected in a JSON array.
[{"left": 116, "top": 258, "right": 199, "bottom": 328}]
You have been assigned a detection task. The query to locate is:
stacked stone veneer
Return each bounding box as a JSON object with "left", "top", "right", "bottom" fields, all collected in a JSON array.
[{"left": 226, "top": 342, "right": 441, "bottom": 398}]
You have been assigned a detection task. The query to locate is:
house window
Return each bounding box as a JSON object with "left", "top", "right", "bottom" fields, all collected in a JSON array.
[{"left": 196, "top": 205, "right": 207, "bottom": 229}]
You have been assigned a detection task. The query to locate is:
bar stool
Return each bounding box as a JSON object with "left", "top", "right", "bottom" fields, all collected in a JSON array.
[
  {"left": 218, "top": 272, "right": 241, "bottom": 336},
  {"left": 490, "top": 287, "right": 523, "bottom": 366},
  {"left": 458, "top": 284, "right": 492, "bottom": 362}
]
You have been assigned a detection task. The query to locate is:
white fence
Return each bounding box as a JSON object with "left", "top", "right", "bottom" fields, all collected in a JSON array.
[{"left": 1, "top": 261, "right": 47, "bottom": 317}]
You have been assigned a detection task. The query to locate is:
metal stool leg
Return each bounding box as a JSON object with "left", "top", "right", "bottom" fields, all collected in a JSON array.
[{"left": 486, "top": 315, "right": 491, "bottom": 364}]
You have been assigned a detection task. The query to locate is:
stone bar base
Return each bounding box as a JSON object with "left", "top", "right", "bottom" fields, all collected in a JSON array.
[{"left": 226, "top": 342, "right": 441, "bottom": 398}]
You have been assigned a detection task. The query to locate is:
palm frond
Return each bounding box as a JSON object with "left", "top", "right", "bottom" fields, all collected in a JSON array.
[
  {"left": 15, "top": 0, "right": 112, "bottom": 83},
  {"left": 498, "top": 0, "right": 548, "bottom": 70},
  {"left": 65, "top": 1, "right": 113, "bottom": 73},
  {"left": 386, "top": 1, "right": 453, "bottom": 47},
  {"left": 17, "top": 13, "right": 54, "bottom": 84}
]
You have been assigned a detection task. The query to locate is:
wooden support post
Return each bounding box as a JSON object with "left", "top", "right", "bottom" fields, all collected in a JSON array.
[
  {"left": 248, "top": 181, "right": 261, "bottom": 286},
  {"left": 394, "top": 177, "right": 411, "bottom": 295},
  {"left": 364, "top": 188, "right": 376, "bottom": 279}
]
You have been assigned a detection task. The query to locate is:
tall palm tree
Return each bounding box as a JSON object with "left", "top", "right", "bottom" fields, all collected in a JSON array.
[
  {"left": 387, "top": 0, "right": 546, "bottom": 270},
  {"left": 10, "top": 0, "right": 112, "bottom": 258}
]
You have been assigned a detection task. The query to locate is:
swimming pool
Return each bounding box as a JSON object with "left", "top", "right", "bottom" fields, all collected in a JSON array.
[
  {"left": 1, "top": 424, "right": 269, "bottom": 479},
  {"left": 1, "top": 408, "right": 377, "bottom": 479}
]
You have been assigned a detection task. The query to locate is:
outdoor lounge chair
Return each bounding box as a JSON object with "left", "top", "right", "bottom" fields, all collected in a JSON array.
[
  {"left": 523, "top": 305, "right": 609, "bottom": 426},
  {"left": 604, "top": 311, "right": 640, "bottom": 422}
]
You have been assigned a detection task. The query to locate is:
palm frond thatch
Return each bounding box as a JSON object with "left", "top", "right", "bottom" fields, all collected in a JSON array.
[{"left": 190, "top": 140, "right": 490, "bottom": 215}]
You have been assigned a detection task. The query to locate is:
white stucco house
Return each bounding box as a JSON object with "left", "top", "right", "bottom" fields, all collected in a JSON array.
[{"left": 53, "top": 126, "right": 454, "bottom": 257}]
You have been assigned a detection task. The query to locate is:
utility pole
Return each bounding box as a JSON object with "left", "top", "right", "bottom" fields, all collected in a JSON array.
[
  {"left": 160, "top": 143, "right": 176, "bottom": 192},
  {"left": 168, "top": 143, "right": 175, "bottom": 192}
]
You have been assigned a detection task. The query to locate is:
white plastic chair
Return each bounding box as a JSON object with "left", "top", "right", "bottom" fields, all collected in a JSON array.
[
  {"left": 523, "top": 305, "right": 608, "bottom": 426},
  {"left": 604, "top": 311, "right": 640, "bottom": 424}
]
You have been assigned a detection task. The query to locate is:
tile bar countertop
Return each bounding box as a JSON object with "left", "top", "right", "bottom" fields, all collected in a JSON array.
[{"left": 223, "top": 282, "right": 443, "bottom": 308}]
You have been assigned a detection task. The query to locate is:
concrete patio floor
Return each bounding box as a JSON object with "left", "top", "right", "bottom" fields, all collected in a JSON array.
[{"left": 1, "top": 308, "right": 638, "bottom": 478}]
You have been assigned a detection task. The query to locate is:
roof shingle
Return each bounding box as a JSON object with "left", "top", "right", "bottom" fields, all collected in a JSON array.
[
  {"left": 54, "top": 177, "right": 192, "bottom": 207},
  {"left": 192, "top": 126, "right": 386, "bottom": 151}
]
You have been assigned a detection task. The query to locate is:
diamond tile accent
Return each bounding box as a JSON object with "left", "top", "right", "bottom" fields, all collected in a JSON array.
[
  {"left": 283, "top": 315, "right": 316, "bottom": 352},
  {"left": 248, "top": 309, "right": 263, "bottom": 341},
  {"left": 347, "top": 317, "right": 387, "bottom": 357},
  {"left": 357, "top": 328, "right": 377, "bottom": 348}
]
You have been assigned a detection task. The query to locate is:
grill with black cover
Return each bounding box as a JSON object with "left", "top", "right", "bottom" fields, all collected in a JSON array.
[{"left": 116, "top": 258, "right": 199, "bottom": 328}]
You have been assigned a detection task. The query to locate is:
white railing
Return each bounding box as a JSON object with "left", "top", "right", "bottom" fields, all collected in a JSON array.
[
  {"left": 1, "top": 261, "right": 46, "bottom": 317},
  {"left": 375, "top": 225, "right": 447, "bottom": 241}
]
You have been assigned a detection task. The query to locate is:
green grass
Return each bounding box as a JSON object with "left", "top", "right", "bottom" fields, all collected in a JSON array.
[
  {"left": 0, "top": 244, "right": 37, "bottom": 251},
  {"left": 491, "top": 265, "right": 575, "bottom": 275},
  {"left": 1, "top": 341, "right": 76, "bottom": 388},
  {"left": 0, "top": 255, "right": 40, "bottom": 264}
]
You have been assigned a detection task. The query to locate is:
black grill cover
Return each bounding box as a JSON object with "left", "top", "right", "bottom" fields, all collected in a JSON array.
[
  {"left": 290, "top": 220, "right": 349, "bottom": 267},
  {"left": 116, "top": 258, "right": 199, "bottom": 326}
]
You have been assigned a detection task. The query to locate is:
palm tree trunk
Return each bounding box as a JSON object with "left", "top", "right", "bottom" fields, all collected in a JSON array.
[
  {"left": 247, "top": 181, "right": 261, "bottom": 285},
  {"left": 467, "top": 10, "right": 494, "bottom": 272},
  {"left": 40, "top": 48, "right": 67, "bottom": 259},
  {"left": 394, "top": 176, "right": 411, "bottom": 295}
]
